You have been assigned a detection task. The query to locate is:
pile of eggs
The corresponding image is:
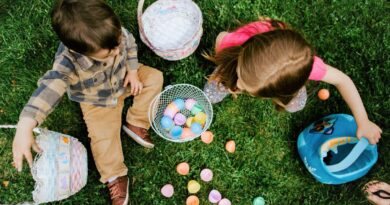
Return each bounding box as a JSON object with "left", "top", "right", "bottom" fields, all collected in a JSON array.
[{"left": 160, "top": 98, "right": 207, "bottom": 140}]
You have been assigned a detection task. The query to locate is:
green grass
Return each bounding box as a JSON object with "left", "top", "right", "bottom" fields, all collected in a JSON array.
[{"left": 0, "top": 0, "right": 389, "bottom": 204}]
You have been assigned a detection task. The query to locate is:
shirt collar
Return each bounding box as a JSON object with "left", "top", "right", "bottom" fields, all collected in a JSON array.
[{"left": 68, "top": 49, "right": 95, "bottom": 71}]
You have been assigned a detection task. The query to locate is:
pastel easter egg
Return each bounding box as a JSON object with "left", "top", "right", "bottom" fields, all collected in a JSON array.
[
  {"left": 176, "top": 162, "right": 190, "bottom": 176},
  {"left": 173, "top": 98, "right": 185, "bottom": 110},
  {"left": 164, "top": 108, "right": 178, "bottom": 119},
  {"left": 208, "top": 189, "right": 222, "bottom": 203},
  {"left": 200, "top": 168, "right": 213, "bottom": 182},
  {"left": 253, "top": 196, "right": 265, "bottom": 205},
  {"left": 194, "top": 112, "right": 207, "bottom": 125},
  {"left": 185, "top": 98, "right": 197, "bottom": 110},
  {"left": 190, "top": 122, "right": 203, "bottom": 135},
  {"left": 170, "top": 126, "right": 183, "bottom": 139},
  {"left": 225, "top": 140, "right": 236, "bottom": 153},
  {"left": 318, "top": 88, "right": 330, "bottom": 100},
  {"left": 187, "top": 180, "right": 201, "bottom": 194},
  {"left": 201, "top": 131, "right": 214, "bottom": 144},
  {"left": 186, "top": 195, "right": 200, "bottom": 205},
  {"left": 191, "top": 104, "right": 203, "bottom": 115},
  {"left": 181, "top": 128, "right": 194, "bottom": 139},
  {"left": 167, "top": 103, "right": 179, "bottom": 111},
  {"left": 161, "top": 184, "right": 174, "bottom": 198},
  {"left": 173, "top": 113, "right": 187, "bottom": 126},
  {"left": 219, "top": 198, "right": 232, "bottom": 205},
  {"left": 186, "top": 117, "right": 194, "bottom": 128},
  {"left": 161, "top": 116, "right": 174, "bottom": 131}
]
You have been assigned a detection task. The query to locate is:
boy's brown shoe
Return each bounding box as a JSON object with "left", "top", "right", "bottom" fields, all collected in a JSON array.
[
  {"left": 122, "top": 123, "right": 154, "bottom": 148},
  {"left": 107, "top": 176, "right": 129, "bottom": 205}
]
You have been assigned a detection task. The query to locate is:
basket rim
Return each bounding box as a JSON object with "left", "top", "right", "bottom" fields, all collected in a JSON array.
[{"left": 140, "top": 0, "right": 203, "bottom": 52}]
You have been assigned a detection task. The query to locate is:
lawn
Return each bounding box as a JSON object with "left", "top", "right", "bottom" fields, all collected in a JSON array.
[{"left": 0, "top": 0, "right": 389, "bottom": 204}]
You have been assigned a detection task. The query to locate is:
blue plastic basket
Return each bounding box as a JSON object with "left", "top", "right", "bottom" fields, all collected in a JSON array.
[{"left": 297, "top": 114, "right": 378, "bottom": 185}]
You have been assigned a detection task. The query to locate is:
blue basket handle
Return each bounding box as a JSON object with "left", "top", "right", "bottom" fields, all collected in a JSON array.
[{"left": 326, "top": 137, "right": 370, "bottom": 173}]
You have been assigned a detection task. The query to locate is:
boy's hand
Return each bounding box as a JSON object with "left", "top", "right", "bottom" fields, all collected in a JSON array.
[
  {"left": 356, "top": 119, "right": 382, "bottom": 144},
  {"left": 123, "top": 69, "right": 143, "bottom": 96},
  {"left": 12, "top": 117, "right": 41, "bottom": 172}
]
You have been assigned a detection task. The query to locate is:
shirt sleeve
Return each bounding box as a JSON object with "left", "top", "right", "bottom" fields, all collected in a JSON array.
[
  {"left": 217, "top": 21, "right": 273, "bottom": 52},
  {"left": 122, "top": 28, "right": 139, "bottom": 71},
  {"left": 19, "top": 53, "right": 75, "bottom": 125},
  {"left": 308, "top": 56, "right": 327, "bottom": 81}
]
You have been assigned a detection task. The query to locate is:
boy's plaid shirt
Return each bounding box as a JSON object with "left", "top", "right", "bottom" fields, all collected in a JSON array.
[{"left": 20, "top": 28, "right": 139, "bottom": 125}]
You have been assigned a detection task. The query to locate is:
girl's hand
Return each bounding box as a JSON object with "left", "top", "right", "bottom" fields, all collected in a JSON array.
[
  {"left": 12, "top": 117, "right": 41, "bottom": 172},
  {"left": 356, "top": 120, "right": 382, "bottom": 144},
  {"left": 123, "top": 69, "right": 143, "bottom": 96}
]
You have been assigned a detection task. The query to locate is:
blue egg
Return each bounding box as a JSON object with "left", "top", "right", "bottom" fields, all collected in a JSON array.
[
  {"left": 190, "top": 122, "right": 203, "bottom": 135},
  {"left": 173, "top": 98, "right": 185, "bottom": 110},
  {"left": 161, "top": 116, "right": 174, "bottom": 131},
  {"left": 170, "top": 126, "right": 183, "bottom": 139}
]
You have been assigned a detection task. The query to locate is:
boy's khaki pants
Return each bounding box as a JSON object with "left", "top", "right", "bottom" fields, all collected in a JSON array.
[{"left": 80, "top": 65, "right": 163, "bottom": 183}]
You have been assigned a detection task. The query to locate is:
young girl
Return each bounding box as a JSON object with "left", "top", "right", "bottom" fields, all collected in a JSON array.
[{"left": 204, "top": 18, "right": 382, "bottom": 144}]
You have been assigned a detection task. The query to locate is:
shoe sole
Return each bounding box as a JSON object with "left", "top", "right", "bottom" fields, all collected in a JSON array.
[
  {"left": 124, "top": 177, "right": 129, "bottom": 205},
  {"left": 122, "top": 126, "right": 154, "bottom": 149}
]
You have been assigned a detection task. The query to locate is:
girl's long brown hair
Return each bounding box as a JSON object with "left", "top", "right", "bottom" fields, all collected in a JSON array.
[{"left": 205, "top": 22, "right": 314, "bottom": 110}]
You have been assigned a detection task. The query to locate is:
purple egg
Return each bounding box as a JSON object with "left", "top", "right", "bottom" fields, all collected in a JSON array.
[
  {"left": 218, "top": 198, "right": 231, "bottom": 205},
  {"left": 173, "top": 113, "right": 186, "bottom": 126},
  {"left": 161, "top": 184, "right": 174, "bottom": 198},
  {"left": 209, "top": 189, "right": 222, "bottom": 203}
]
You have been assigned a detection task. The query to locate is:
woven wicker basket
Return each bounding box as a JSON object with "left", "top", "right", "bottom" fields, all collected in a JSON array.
[{"left": 138, "top": 0, "right": 203, "bottom": 61}]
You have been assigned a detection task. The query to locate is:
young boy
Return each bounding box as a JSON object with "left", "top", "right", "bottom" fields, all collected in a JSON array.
[{"left": 11, "top": 0, "right": 163, "bottom": 204}]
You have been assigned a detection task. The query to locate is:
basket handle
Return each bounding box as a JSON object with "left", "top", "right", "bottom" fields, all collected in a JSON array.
[
  {"left": 326, "top": 137, "right": 371, "bottom": 173},
  {"left": 137, "top": 0, "right": 156, "bottom": 50}
]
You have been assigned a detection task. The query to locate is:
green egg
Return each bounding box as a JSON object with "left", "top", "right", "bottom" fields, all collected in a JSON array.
[
  {"left": 253, "top": 197, "right": 265, "bottom": 205},
  {"left": 191, "top": 104, "right": 203, "bottom": 115}
]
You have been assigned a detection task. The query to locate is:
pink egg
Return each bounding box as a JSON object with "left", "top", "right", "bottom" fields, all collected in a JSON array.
[
  {"left": 181, "top": 128, "right": 195, "bottom": 139},
  {"left": 219, "top": 198, "right": 231, "bottom": 205},
  {"left": 164, "top": 108, "right": 178, "bottom": 119},
  {"left": 201, "top": 131, "right": 214, "bottom": 144},
  {"left": 185, "top": 98, "right": 197, "bottom": 110},
  {"left": 176, "top": 162, "right": 190, "bottom": 175},
  {"left": 186, "top": 195, "right": 200, "bottom": 205},
  {"left": 225, "top": 140, "right": 236, "bottom": 153},
  {"left": 208, "top": 189, "right": 222, "bottom": 203},
  {"left": 161, "top": 184, "right": 174, "bottom": 198},
  {"left": 200, "top": 168, "right": 213, "bottom": 182}
]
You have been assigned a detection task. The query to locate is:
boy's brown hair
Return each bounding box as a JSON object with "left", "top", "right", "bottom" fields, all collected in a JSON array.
[
  {"left": 51, "top": 0, "right": 122, "bottom": 55},
  {"left": 206, "top": 28, "right": 314, "bottom": 110}
]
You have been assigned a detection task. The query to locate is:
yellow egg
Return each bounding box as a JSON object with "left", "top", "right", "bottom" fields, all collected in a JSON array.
[
  {"left": 186, "top": 195, "right": 200, "bottom": 205},
  {"left": 187, "top": 180, "right": 201, "bottom": 194},
  {"left": 167, "top": 103, "right": 179, "bottom": 112},
  {"left": 186, "top": 117, "right": 194, "bottom": 127},
  {"left": 225, "top": 140, "right": 236, "bottom": 153},
  {"left": 176, "top": 162, "right": 190, "bottom": 175},
  {"left": 201, "top": 131, "right": 214, "bottom": 144},
  {"left": 194, "top": 112, "right": 207, "bottom": 125}
]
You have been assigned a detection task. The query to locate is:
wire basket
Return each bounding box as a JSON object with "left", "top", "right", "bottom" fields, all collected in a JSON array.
[
  {"left": 137, "top": 0, "right": 203, "bottom": 61},
  {"left": 149, "top": 84, "right": 213, "bottom": 142}
]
